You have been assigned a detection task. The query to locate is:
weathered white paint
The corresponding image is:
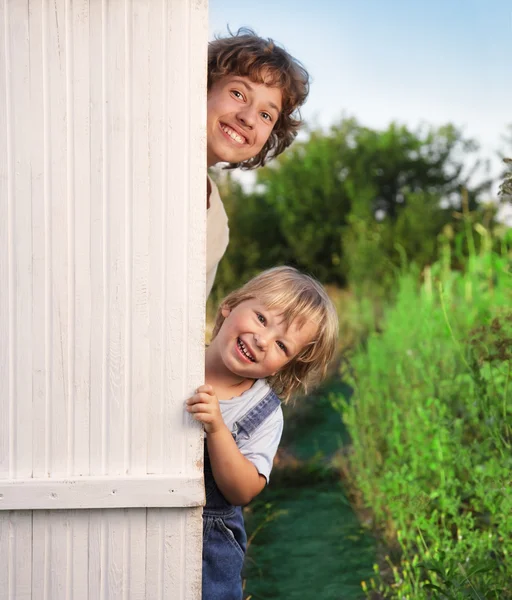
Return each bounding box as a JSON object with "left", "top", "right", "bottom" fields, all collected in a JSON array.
[
  {"left": 0, "top": 0, "right": 207, "bottom": 598},
  {"left": 0, "top": 475, "right": 204, "bottom": 510}
]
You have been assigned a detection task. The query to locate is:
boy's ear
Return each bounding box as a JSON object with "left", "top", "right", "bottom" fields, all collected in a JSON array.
[{"left": 221, "top": 305, "right": 231, "bottom": 318}]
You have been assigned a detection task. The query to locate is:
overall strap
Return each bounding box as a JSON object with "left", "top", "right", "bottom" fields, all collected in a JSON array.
[{"left": 232, "top": 388, "right": 281, "bottom": 441}]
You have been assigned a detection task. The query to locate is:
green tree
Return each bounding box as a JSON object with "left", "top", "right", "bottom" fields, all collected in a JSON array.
[
  {"left": 211, "top": 118, "right": 492, "bottom": 295},
  {"left": 256, "top": 118, "right": 489, "bottom": 286},
  {"left": 210, "top": 173, "right": 294, "bottom": 305}
]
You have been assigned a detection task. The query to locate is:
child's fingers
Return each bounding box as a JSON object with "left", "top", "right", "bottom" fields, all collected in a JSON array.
[
  {"left": 195, "top": 384, "right": 214, "bottom": 395},
  {"left": 185, "top": 387, "right": 221, "bottom": 433},
  {"left": 186, "top": 402, "right": 212, "bottom": 415},
  {"left": 188, "top": 408, "right": 219, "bottom": 429},
  {"left": 187, "top": 392, "right": 215, "bottom": 406},
  {"left": 190, "top": 411, "right": 215, "bottom": 424}
]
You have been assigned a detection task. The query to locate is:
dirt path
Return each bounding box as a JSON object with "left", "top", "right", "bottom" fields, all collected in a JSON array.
[{"left": 242, "top": 378, "right": 376, "bottom": 600}]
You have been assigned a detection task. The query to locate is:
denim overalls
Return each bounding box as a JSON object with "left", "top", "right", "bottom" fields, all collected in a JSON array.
[{"left": 202, "top": 388, "right": 281, "bottom": 600}]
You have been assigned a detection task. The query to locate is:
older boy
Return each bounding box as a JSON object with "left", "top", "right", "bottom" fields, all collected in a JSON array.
[{"left": 206, "top": 29, "right": 310, "bottom": 296}]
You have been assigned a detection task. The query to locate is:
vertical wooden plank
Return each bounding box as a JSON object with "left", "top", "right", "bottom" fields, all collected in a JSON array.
[
  {"left": 30, "top": 0, "right": 49, "bottom": 485},
  {"left": 0, "top": 513, "right": 9, "bottom": 594},
  {"left": 46, "top": 0, "right": 71, "bottom": 480},
  {"left": 87, "top": 511, "right": 103, "bottom": 599},
  {"left": 162, "top": 510, "right": 184, "bottom": 596},
  {"left": 185, "top": 0, "right": 208, "bottom": 459},
  {"left": 1, "top": 2, "right": 34, "bottom": 596},
  {"left": 7, "top": 513, "right": 33, "bottom": 600},
  {"left": 8, "top": 0, "right": 34, "bottom": 482},
  {"left": 104, "top": 0, "right": 129, "bottom": 478},
  {"left": 183, "top": 2, "right": 208, "bottom": 595},
  {"left": 146, "top": 0, "right": 166, "bottom": 476},
  {"left": 31, "top": 513, "right": 49, "bottom": 599},
  {"left": 129, "top": 0, "right": 150, "bottom": 479},
  {"left": 126, "top": 510, "right": 147, "bottom": 599},
  {"left": 106, "top": 509, "right": 127, "bottom": 599},
  {"left": 165, "top": 0, "right": 189, "bottom": 472},
  {"left": 70, "top": 512, "right": 90, "bottom": 598},
  {"left": 145, "top": 509, "right": 164, "bottom": 598},
  {"left": 88, "top": 0, "right": 107, "bottom": 480},
  {"left": 47, "top": 511, "right": 70, "bottom": 599},
  {"left": 0, "top": 0, "right": 13, "bottom": 481},
  {"left": 64, "top": 0, "right": 77, "bottom": 481},
  {"left": 183, "top": 508, "right": 204, "bottom": 600},
  {"left": 70, "top": 0, "right": 93, "bottom": 479},
  {"left": 186, "top": 0, "right": 208, "bottom": 387}
]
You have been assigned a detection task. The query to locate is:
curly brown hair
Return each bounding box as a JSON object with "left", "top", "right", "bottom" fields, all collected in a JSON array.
[
  {"left": 208, "top": 28, "right": 310, "bottom": 170},
  {"left": 211, "top": 267, "right": 338, "bottom": 402}
]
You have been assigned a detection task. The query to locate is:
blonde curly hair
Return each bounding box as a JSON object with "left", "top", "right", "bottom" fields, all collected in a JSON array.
[{"left": 211, "top": 266, "right": 338, "bottom": 402}]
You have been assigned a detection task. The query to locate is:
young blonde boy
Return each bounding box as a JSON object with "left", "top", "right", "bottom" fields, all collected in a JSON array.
[
  {"left": 206, "top": 30, "right": 310, "bottom": 296},
  {"left": 186, "top": 266, "right": 338, "bottom": 600}
]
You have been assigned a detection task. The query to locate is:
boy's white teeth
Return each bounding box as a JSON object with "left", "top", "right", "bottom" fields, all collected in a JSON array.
[
  {"left": 238, "top": 339, "right": 255, "bottom": 361},
  {"left": 221, "top": 125, "right": 245, "bottom": 144}
]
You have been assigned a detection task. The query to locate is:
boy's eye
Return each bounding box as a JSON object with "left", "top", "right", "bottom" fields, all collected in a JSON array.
[
  {"left": 261, "top": 112, "right": 272, "bottom": 122},
  {"left": 232, "top": 90, "right": 244, "bottom": 100},
  {"left": 256, "top": 313, "right": 266, "bottom": 324},
  {"left": 277, "top": 341, "right": 287, "bottom": 353}
]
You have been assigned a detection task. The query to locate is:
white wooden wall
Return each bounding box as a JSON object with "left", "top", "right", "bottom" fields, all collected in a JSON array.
[{"left": 0, "top": 0, "right": 207, "bottom": 597}]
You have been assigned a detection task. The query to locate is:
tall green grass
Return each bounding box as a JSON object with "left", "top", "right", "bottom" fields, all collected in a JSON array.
[{"left": 333, "top": 220, "right": 512, "bottom": 598}]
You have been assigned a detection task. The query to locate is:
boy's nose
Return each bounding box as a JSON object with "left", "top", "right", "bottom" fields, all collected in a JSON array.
[
  {"left": 237, "top": 106, "right": 256, "bottom": 129},
  {"left": 254, "top": 333, "right": 267, "bottom": 350}
]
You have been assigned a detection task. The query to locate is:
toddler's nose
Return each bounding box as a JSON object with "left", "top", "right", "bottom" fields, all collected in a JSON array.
[{"left": 254, "top": 333, "right": 267, "bottom": 350}]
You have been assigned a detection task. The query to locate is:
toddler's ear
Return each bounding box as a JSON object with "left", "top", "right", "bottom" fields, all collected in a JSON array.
[{"left": 221, "top": 305, "right": 231, "bottom": 318}]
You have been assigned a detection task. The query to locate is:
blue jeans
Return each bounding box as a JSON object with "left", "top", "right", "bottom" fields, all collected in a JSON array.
[{"left": 202, "top": 500, "right": 246, "bottom": 600}]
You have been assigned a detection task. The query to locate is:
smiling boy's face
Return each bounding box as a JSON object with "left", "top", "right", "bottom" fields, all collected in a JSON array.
[
  {"left": 207, "top": 75, "right": 283, "bottom": 167},
  {"left": 208, "top": 298, "right": 318, "bottom": 383}
]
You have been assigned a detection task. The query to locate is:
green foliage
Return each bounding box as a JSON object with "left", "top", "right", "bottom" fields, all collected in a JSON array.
[
  {"left": 419, "top": 553, "right": 506, "bottom": 599},
  {"left": 332, "top": 222, "right": 512, "bottom": 598},
  {"left": 211, "top": 118, "right": 491, "bottom": 297},
  {"left": 208, "top": 172, "right": 294, "bottom": 309}
]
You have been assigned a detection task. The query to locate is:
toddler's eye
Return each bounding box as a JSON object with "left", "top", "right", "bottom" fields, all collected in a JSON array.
[
  {"left": 256, "top": 313, "right": 266, "bottom": 324},
  {"left": 232, "top": 90, "right": 244, "bottom": 100},
  {"left": 277, "top": 341, "right": 287, "bottom": 353},
  {"left": 261, "top": 112, "right": 272, "bottom": 122}
]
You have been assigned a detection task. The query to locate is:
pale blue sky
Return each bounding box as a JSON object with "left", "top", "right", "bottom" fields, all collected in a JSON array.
[{"left": 210, "top": 0, "right": 512, "bottom": 199}]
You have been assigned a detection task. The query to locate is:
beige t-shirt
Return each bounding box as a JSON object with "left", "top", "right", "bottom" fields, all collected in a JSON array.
[{"left": 206, "top": 175, "right": 229, "bottom": 297}]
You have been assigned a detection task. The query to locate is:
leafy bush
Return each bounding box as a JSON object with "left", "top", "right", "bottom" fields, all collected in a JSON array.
[{"left": 333, "top": 218, "right": 512, "bottom": 598}]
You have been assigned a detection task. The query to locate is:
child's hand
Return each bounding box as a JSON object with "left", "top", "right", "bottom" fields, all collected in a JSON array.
[{"left": 186, "top": 384, "right": 225, "bottom": 434}]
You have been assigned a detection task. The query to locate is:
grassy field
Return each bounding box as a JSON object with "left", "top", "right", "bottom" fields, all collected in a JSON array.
[{"left": 333, "top": 224, "right": 512, "bottom": 598}]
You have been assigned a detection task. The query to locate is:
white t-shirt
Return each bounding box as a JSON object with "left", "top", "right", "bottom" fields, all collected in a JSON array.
[
  {"left": 206, "top": 175, "right": 229, "bottom": 297},
  {"left": 218, "top": 379, "right": 283, "bottom": 482}
]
